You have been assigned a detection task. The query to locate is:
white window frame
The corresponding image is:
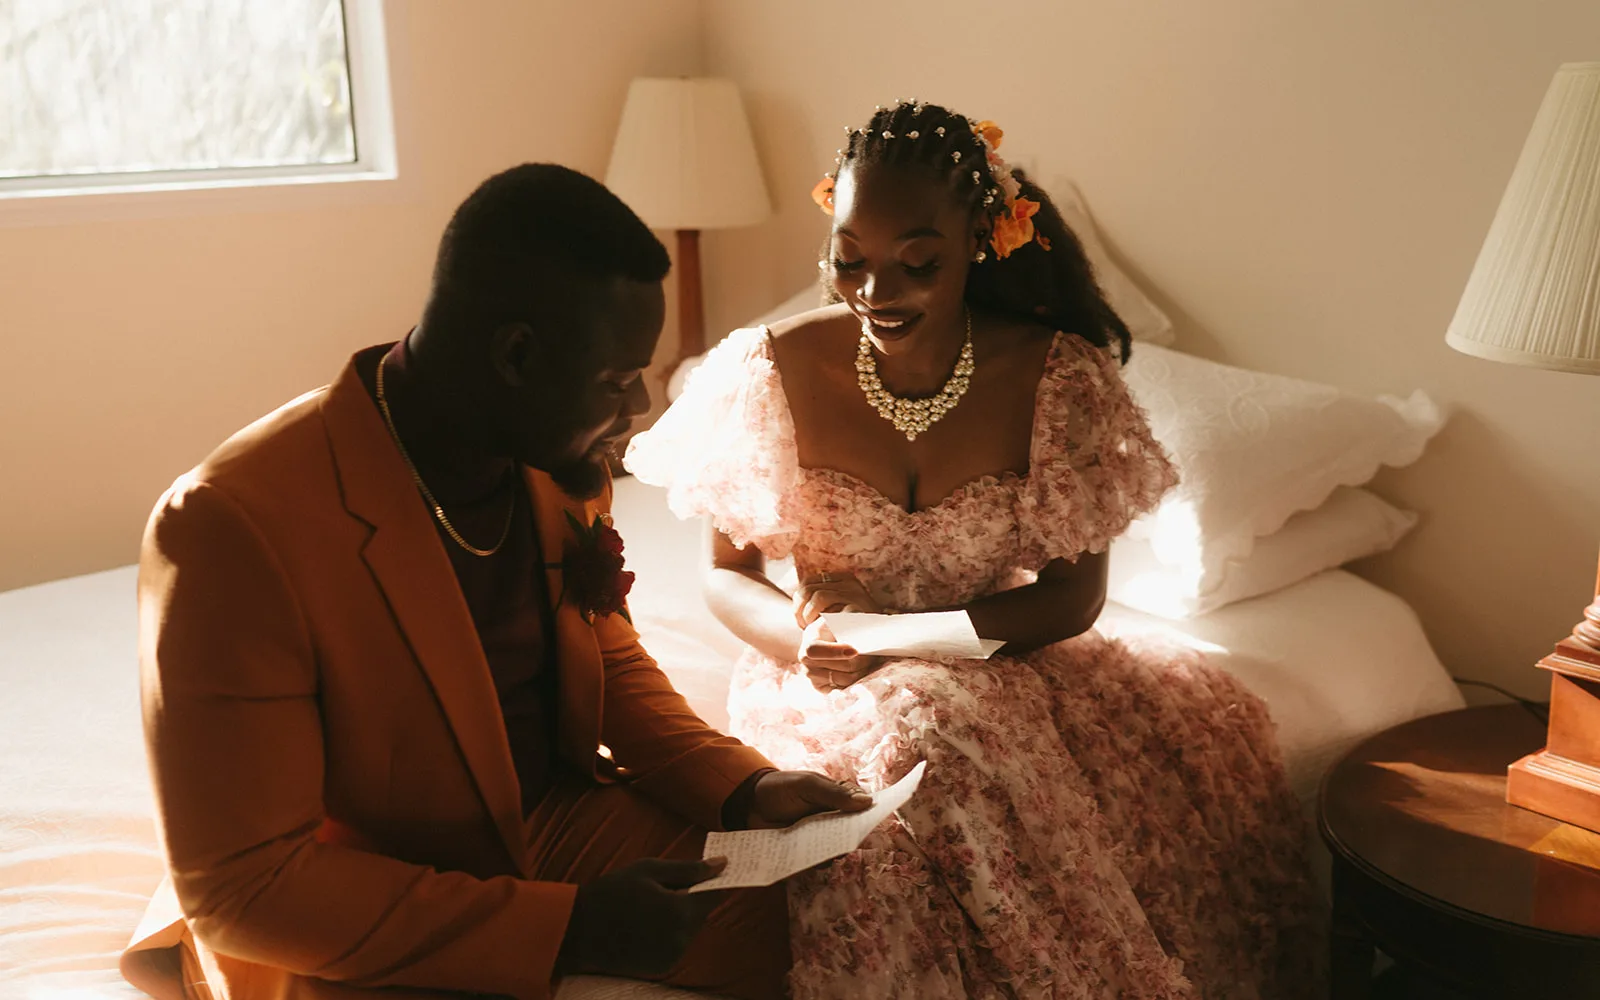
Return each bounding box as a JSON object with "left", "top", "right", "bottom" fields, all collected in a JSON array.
[{"left": 0, "top": 0, "right": 397, "bottom": 214}]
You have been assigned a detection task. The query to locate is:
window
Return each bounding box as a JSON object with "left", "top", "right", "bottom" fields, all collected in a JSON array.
[{"left": 0, "top": 0, "right": 394, "bottom": 200}]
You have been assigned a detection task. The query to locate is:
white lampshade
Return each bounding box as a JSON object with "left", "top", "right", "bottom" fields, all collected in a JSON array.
[
  {"left": 1446, "top": 62, "right": 1600, "bottom": 375},
  {"left": 605, "top": 77, "right": 770, "bottom": 231}
]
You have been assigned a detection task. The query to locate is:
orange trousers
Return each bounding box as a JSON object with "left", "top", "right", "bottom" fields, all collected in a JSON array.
[
  {"left": 163, "top": 777, "right": 791, "bottom": 1000},
  {"left": 526, "top": 774, "right": 792, "bottom": 1000}
]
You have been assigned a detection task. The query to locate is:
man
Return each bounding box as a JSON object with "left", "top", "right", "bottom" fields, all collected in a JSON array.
[{"left": 121, "top": 164, "right": 870, "bottom": 1000}]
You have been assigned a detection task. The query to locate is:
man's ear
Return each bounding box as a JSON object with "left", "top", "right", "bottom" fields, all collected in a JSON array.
[{"left": 488, "top": 321, "right": 542, "bottom": 387}]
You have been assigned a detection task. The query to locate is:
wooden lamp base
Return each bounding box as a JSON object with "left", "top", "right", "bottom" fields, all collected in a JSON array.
[
  {"left": 664, "top": 228, "right": 704, "bottom": 389},
  {"left": 1507, "top": 548, "right": 1600, "bottom": 833}
]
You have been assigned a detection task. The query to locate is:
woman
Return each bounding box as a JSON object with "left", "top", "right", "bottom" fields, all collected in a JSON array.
[{"left": 626, "top": 101, "right": 1316, "bottom": 999}]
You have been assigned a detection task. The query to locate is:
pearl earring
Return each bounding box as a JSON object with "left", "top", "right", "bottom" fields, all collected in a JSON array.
[{"left": 974, "top": 250, "right": 987, "bottom": 263}]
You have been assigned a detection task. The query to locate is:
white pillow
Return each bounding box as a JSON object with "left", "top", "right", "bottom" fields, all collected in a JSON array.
[
  {"left": 1053, "top": 178, "right": 1176, "bottom": 346},
  {"left": 1108, "top": 487, "right": 1418, "bottom": 619},
  {"left": 1120, "top": 342, "right": 1443, "bottom": 596}
]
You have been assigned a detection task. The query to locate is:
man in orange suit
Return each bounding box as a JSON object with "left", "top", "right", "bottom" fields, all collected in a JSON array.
[{"left": 121, "top": 164, "right": 871, "bottom": 1000}]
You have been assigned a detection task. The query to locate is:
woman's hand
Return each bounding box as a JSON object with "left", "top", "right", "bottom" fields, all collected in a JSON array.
[
  {"left": 793, "top": 572, "right": 882, "bottom": 627},
  {"left": 798, "top": 617, "right": 883, "bottom": 692},
  {"left": 792, "top": 572, "right": 884, "bottom": 691}
]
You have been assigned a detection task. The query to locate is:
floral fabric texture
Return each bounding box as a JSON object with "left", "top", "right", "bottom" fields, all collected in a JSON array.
[{"left": 625, "top": 328, "right": 1318, "bottom": 999}]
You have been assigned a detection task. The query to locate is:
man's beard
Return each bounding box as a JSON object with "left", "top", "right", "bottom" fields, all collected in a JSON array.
[{"left": 548, "top": 452, "right": 609, "bottom": 501}]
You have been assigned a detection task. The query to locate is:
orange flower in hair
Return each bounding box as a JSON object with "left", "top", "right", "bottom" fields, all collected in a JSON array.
[
  {"left": 811, "top": 176, "right": 836, "bottom": 216},
  {"left": 990, "top": 197, "right": 1042, "bottom": 259},
  {"left": 974, "top": 120, "right": 1004, "bottom": 151}
]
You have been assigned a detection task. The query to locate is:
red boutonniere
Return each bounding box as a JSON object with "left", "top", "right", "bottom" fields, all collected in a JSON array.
[{"left": 550, "top": 511, "right": 635, "bottom": 623}]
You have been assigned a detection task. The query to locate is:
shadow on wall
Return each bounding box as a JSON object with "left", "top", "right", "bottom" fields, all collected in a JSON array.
[
  {"left": 1360, "top": 408, "right": 1595, "bottom": 702},
  {"left": 1052, "top": 166, "right": 1595, "bottom": 702}
]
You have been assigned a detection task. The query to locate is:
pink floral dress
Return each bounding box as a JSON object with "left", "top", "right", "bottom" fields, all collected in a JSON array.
[{"left": 625, "top": 328, "right": 1317, "bottom": 1000}]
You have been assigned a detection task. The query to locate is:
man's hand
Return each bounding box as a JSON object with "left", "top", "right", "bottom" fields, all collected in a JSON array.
[
  {"left": 555, "top": 857, "right": 727, "bottom": 979},
  {"left": 746, "top": 770, "right": 874, "bottom": 830}
]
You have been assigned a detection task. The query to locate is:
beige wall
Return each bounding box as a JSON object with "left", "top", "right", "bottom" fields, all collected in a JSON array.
[
  {"left": 0, "top": 0, "right": 700, "bottom": 593},
  {"left": 701, "top": 0, "right": 1600, "bottom": 695},
  {"left": 6, "top": 0, "right": 1597, "bottom": 697}
]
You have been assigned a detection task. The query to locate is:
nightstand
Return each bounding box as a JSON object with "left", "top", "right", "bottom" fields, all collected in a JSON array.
[{"left": 1318, "top": 704, "right": 1600, "bottom": 998}]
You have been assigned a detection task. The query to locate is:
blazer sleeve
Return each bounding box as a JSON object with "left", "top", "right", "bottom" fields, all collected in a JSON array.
[
  {"left": 589, "top": 479, "right": 775, "bottom": 831},
  {"left": 140, "top": 477, "right": 573, "bottom": 1000}
]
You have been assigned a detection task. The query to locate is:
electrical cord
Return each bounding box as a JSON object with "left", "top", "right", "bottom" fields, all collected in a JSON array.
[{"left": 1455, "top": 678, "right": 1550, "bottom": 725}]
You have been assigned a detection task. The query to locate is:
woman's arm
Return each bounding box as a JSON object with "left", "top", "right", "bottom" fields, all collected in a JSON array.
[
  {"left": 702, "top": 524, "right": 807, "bottom": 663},
  {"left": 703, "top": 526, "right": 884, "bottom": 690},
  {"left": 962, "top": 552, "right": 1108, "bottom": 655}
]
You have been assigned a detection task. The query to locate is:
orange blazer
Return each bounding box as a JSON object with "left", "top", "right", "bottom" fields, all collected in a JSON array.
[{"left": 120, "top": 352, "right": 773, "bottom": 1000}]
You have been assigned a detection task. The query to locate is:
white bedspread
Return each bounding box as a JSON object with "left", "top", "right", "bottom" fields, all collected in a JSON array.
[{"left": 0, "top": 477, "right": 1463, "bottom": 999}]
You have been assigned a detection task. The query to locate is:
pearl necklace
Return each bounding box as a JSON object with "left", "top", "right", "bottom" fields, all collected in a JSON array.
[{"left": 855, "top": 310, "right": 976, "bottom": 442}]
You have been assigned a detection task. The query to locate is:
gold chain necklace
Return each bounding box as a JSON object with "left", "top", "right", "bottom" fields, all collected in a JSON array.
[
  {"left": 855, "top": 309, "right": 976, "bottom": 442},
  {"left": 375, "top": 357, "right": 514, "bottom": 557}
]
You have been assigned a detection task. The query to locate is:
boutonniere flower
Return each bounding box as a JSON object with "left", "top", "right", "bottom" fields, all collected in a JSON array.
[{"left": 551, "top": 511, "right": 635, "bottom": 623}]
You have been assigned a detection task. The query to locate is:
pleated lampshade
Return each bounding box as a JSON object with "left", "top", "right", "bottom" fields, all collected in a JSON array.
[
  {"left": 605, "top": 78, "right": 770, "bottom": 232},
  {"left": 1446, "top": 62, "right": 1600, "bottom": 375}
]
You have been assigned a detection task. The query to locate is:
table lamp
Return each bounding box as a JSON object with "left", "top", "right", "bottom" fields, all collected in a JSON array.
[
  {"left": 605, "top": 77, "right": 771, "bottom": 383},
  {"left": 1446, "top": 61, "right": 1600, "bottom": 832}
]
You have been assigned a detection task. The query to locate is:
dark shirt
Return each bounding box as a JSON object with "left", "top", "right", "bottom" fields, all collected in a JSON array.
[
  {"left": 359, "top": 341, "right": 557, "bottom": 816},
  {"left": 358, "top": 338, "right": 767, "bottom": 830}
]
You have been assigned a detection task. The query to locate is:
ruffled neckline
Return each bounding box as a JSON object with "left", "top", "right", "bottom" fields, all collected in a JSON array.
[
  {"left": 760, "top": 326, "right": 1066, "bottom": 517},
  {"left": 801, "top": 466, "right": 1025, "bottom": 518}
]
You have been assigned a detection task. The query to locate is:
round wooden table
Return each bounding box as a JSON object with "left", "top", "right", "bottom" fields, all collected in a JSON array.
[{"left": 1319, "top": 704, "right": 1600, "bottom": 998}]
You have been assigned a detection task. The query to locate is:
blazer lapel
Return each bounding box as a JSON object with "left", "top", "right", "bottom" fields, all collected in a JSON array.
[
  {"left": 528, "top": 468, "right": 604, "bottom": 776},
  {"left": 322, "top": 351, "right": 529, "bottom": 874}
]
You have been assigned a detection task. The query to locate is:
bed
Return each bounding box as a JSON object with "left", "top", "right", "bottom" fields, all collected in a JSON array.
[
  {"left": 0, "top": 474, "right": 1463, "bottom": 999},
  {"left": 3, "top": 212, "right": 1464, "bottom": 994}
]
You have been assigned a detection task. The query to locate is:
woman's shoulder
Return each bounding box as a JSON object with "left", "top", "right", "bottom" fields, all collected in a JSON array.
[
  {"left": 764, "top": 302, "right": 858, "bottom": 376},
  {"left": 766, "top": 301, "right": 855, "bottom": 344},
  {"left": 968, "top": 312, "right": 1059, "bottom": 387},
  {"left": 1017, "top": 326, "right": 1127, "bottom": 392}
]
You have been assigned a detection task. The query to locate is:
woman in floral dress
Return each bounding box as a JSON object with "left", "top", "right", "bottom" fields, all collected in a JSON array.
[{"left": 626, "top": 101, "right": 1317, "bottom": 999}]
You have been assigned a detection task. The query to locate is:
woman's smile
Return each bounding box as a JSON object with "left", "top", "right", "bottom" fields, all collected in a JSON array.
[{"left": 858, "top": 310, "right": 924, "bottom": 341}]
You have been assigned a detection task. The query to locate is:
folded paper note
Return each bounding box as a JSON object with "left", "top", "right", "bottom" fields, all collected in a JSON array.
[
  {"left": 691, "top": 761, "right": 928, "bottom": 892},
  {"left": 821, "top": 610, "right": 1006, "bottom": 660}
]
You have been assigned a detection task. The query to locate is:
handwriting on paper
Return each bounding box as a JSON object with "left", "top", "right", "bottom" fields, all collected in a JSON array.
[{"left": 692, "top": 761, "right": 928, "bottom": 892}]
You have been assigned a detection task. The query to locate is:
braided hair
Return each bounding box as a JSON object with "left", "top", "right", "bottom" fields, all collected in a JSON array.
[{"left": 824, "top": 102, "right": 1131, "bottom": 362}]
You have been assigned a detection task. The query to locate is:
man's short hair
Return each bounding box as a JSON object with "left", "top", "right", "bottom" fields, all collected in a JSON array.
[{"left": 429, "top": 163, "right": 670, "bottom": 329}]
